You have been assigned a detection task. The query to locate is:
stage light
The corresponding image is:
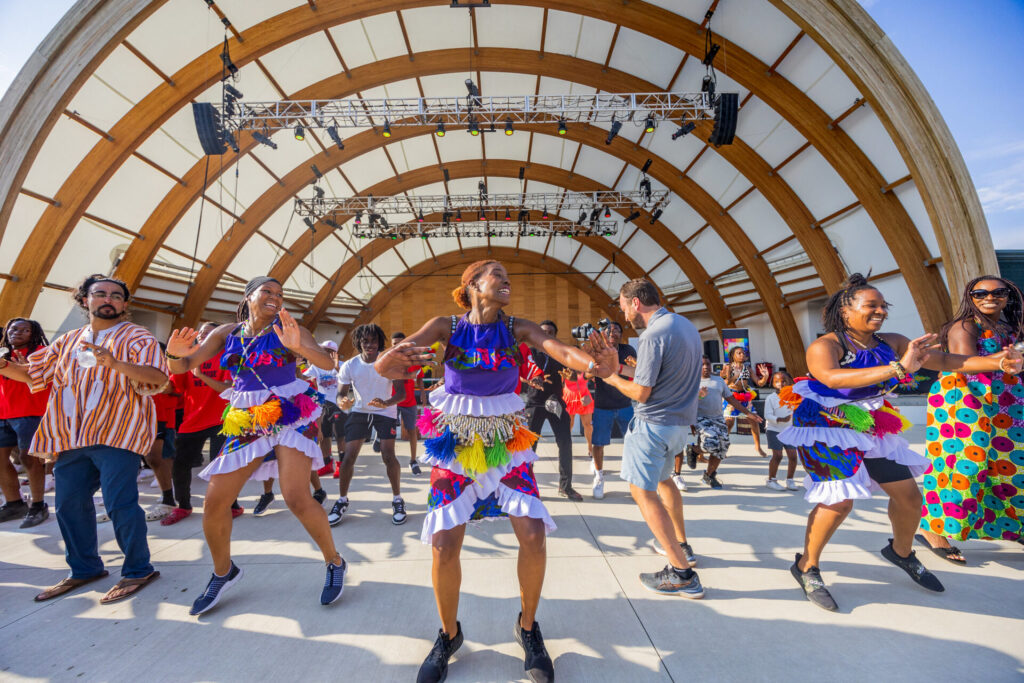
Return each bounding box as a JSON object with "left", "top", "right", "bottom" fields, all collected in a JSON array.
[
  {"left": 504, "top": 208, "right": 512, "bottom": 221},
  {"left": 701, "top": 75, "right": 716, "bottom": 100},
  {"left": 644, "top": 117, "right": 656, "bottom": 133},
  {"left": 417, "top": 210, "right": 425, "bottom": 222},
  {"left": 605, "top": 120, "right": 622, "bottom": 145},
  {"left": 294, "top": 125, "right": 304, "bottom": 141},
  {"left": 252, "top": 132, "right": 277, "bottom": 149},
  {"left": 505, "top": 119, "right": 514, "bottom": 135},
  {"left": 649, "top": 208, "right": 663, "bottom": 224},
  {"left": 382, "top": 120, "right": 392, "bottom": 138},
  {"left": 577, "top": 210, "right": 587, "bottom": 225},
  {"left": 327, "top": 126, "right": 344, "bottom": 149},
  {"left": 558, "top": 119, "right": 567, "bottom": 135},
  {"left": 672, "top": 121, "right": 696, "bottom": 140},
  {"left": 640, "top": 177, "right": 652, "bottom": 202},
  {"left": 465, "top": 79, "right": 481, "bottom": 98},
  {"left": 224, "top": 84, "right": 243, "bottom": 99},
  {"left": 435, "top": 122, "right": 446, "bottom": 137},
  {"left": 455, "top": 208, "right": 463, "bottom": 221},
  {"left": 468, "top": 119, "right": 480, "bottom": 136},
  {"left": 624, "top": 211, "right": 641, "bottom": 223},
  {"left": 354, "top": 211, "right": 362, "bottom": 224},
  {"left": 541, "top": 206, "right": 549, "bottom": 219},
  {"left": 303, "top": 217, "right": 315, "bottom": 230},
  {"left": 314, "top": 186, "right": 325, "bottom": 199},
  {"left": 603, "top": 206, "right": 611, "bottom": 218},
  {"left": 224, "top": 130, "right": 239, "bottom": 154}
]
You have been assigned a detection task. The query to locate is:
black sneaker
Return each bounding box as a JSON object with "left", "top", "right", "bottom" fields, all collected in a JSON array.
[
  {"left": 686, "top": 444, "right": 699, "bottom": 470},
  {"left": 372, "top": 439, "right": 381, "bottom": 453},
  {"left": 410, "top": 460, "right": 422, "bottom": 475},
  {"left": 20, "top": 503, "right": 49, "bottom": 529},
  {"left": 189, "top": 562, "right": 243, "bottom": 616},
  {"left": 252, "top": 492, "right": 274, "bottom": 517},
  {"left": 514, "top": 613, "right": 555, "bottom": 683},
  {"left": 708, "top": 473, "right": 723, "bottom": 489},
  {"left": 417, "top": 623, "right": 463, "bottom": 683},
  {"left": 0, "top": 500, "right": 27, "bottom": 523},
  {"left": 313, "top": 488, "right": 327, "bottom": 505},
  {"left": 392, "top": 497, "right": 408, "bottom": 525},
  {"left": 790, "top": 553, "right": 838, "bottom": 612},
  {"left": 701, "top": 472, "right": 711, "bottom": 487},
  {"left": 881, "top": 538, "right": 944, "bottom": 592},
  {"left": 321, "top": 557, "right": 347, "bottom": 605},
  {"left": 327, "top": 498, "right": 348, "bottom": 526},
  {"left": 558, "top": 487, "right": 583, "bottom": 502}
]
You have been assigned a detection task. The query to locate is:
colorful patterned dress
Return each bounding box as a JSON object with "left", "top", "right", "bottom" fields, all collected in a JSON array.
[
  {"left": 199, "top": 326, "right": 324, "bottom": 481},
  {"left": 920, "top": 323, "right": 1024, "bottom": 541},
  {"left": 418, "top": 314, "right": 555, "bottom": 543},
  {"left": 778, "top": 336, "right": 928, "bottom": 504}
]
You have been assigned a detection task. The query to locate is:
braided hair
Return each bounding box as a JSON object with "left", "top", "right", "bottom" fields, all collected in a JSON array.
[
  {"left": 352, "top": 323, "right": 387, "bottom": 354},
  {"left": 939, "top": 274, "right": 1024, "bottom": 348},
  {"left": 821, "top": 273, "right": 885, "bottom": 352},
  {"left": 0, "top": 318, "right": 49, "bottom": 352}
]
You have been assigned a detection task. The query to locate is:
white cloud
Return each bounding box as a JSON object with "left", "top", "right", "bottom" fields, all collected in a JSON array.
[{"left": 978, "top": 179, "right": 1024, "bottom": 214}]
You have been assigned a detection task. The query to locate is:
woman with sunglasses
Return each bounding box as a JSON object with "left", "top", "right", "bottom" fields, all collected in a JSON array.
[{"left": 917, "top": 276, "right": 1024, "bottom": 563}]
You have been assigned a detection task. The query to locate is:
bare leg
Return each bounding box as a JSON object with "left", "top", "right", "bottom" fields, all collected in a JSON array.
[
  {"left": 581, "top": 413, "right": 593, "bottom": 458},
  {"left": 591, "top": 445, "right": 604, "bottom": 472},
  {"left": 706, "top": 455, "right": 722, "bottom": 476},
  {"left": 262, "top": 479, "right": 274, "bottom": 494},
  {"left": 405, "top": 426, "right": 418, "bottom": 465},
  {"left": 673, "top": 451, "right": 684, "bottom": 474},
  {"left": 203, "top": 458, "right": 263, "bottom": 575},
  {"left": 751, "top": 422, "right": 766, "bottom": 456},
  {"left": 768, "top": 449, "right": 783, "bottom": 479},
  {"left": 309, "top": 470, "right": 322, "bottom": 490},
  {"left": 379, "top": 440, "right": 401, "bottom": 495},
  {"left": 785, "top": 448, "right": 798, "bottom": 479},
  {"left": 724, "top": 417, "right": 735, "bottom": 434},
  {"left": 798, "top": 500, "right": 854, "bottom": 571},
  {"left": 337, "top": 439, "right": 363, "bottom": 497},
  {"left": 509, "top": 515, "right": 547, "bottom": 630},
  {"left": 276, "top": 445, "right": 340, "bottom": 564},
  {"left": 23, "top": 453, "right": 45, "bottom": 504},
  {"left": 144, "top": 439, "right": 173, "bottom": 495},
  {"left": 630, "top": 483, "right": 688, "bottom": 569},
  {"left": 0, "top": 446, "right": 23, "bottom": 503},
  {"left": 319, "top": 415, "right": 333, "bottom": 465},
  {"left": 431, "top": 525, "right": 467, "bottom": 636},
  {"left": 877, "top": 478, "right": 923, "bottom": 557},
  {"left": 657, "top": 478, "right": 687, "bottom": 543}
]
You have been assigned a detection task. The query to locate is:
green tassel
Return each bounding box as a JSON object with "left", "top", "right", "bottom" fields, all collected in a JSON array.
[
  {"left": 485, "top": 432, "right": 509, "bottom": 469},
  {"left": 839, "top": 403, "right": 875, "bottom": 433}
]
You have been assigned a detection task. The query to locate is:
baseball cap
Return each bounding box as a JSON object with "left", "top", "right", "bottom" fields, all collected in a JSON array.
[{"left": 321, "top": 340, "right": 338, "bottom": 351}]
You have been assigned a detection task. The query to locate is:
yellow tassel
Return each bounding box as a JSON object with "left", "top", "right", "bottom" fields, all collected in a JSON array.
[
  {"left": 506, "top": 424, "right": 539, "bottom": 452},
  {"left": 456, "top": 436, "right": 489, "bottom": 476},
  {"left": 222, "top": 408, "right": 252, "bottom": 436},
  {"left": 250, "top": 398, "right": 282, "bottom": 430}
]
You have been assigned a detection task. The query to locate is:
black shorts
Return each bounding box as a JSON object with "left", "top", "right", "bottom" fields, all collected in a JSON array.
[
  {"left": 321, "top": 402, "right": 348, "bottom": 441},
  {"left": 175, "top": 424, "right": 226, "bottom": 463},
  {"left": 345, "top": 412, "right": 397, "bottom": 443},
  {"left": 862, "top": 456, "right": 913, "bottom": 484}
]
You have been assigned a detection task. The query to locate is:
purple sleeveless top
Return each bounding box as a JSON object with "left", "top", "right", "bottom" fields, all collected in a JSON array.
[
  {"left": 221, "top": 326, "right": 298, "bottom": 393},
  {"left": 443, "top": 314, "right": 521, "bottom": 397},
  {"left": 804, "top": 335, "right": 899, "bottom": 401}
]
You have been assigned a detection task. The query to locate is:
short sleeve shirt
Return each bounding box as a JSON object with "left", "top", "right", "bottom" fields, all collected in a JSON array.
[
  {"left": 697, "top": 376, "right": 732, "bottom": 418},
  {"left": 631, "top": 308, "right": 702, "bottom": 426},
  {"left": 592, "top": 343, "right": 637, "bottom": 410},
  {"left": 339, "top": 355, "right": 397, "bottom": 419}
]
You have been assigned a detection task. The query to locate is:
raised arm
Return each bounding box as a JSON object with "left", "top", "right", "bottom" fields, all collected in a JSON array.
[
  {"left": 0, "top": 358, "right": 31, "bottom": 384},
  {"left": 516, "top": 318, "right": 616, "bottom": 376},
  {"left": 165, "top": 323, "right": 233, "bottom": 374},
  {"left": 374, "top": 316, "right": 450, "bottom": 380}
]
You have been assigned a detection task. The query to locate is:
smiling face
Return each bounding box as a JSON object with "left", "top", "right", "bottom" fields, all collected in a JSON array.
[
  {"left": 470, "top": 263, "right": 511, "bottom": 306},
  {"left": 359, "top": 333, "right": 380, "bottom": 362},
  {"left": 5, "top": 321, "right": 33, "bottom": 349},
  {"left": 247, "top": 281, "right": 284, "bottom": 321},
  {"left": 606, "top": 322, "right": 623, "bottom": 345},
  {"left": 87, "top": 281, "right": 128, "bottom": 320},
  {"left": 843, "top": 287, "right": 889, "bottom": 334},
  {"left": 970, "top": 278, "right": 1009, "bottom": 318}
]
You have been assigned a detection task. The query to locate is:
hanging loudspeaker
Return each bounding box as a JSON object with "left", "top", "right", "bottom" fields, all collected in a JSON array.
[
  {"left": 193, "top": 102, "right": 227, "bottom": 155},
  {"left": 708, "top": 93, "right": 738, "bottom": 147}
]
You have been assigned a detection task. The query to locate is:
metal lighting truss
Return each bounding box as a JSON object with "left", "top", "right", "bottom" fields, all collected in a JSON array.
[
  {"left": 216, "top": 92, "right": 714, "bottom": 133},
  {"left": 294, "top": 189, "right": 670, "bottom": 218},
  {"left": 351, "top": 220, "right": 619, "bottom": 240}
]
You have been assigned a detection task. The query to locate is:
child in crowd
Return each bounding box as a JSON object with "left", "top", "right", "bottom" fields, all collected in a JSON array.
[{"left": 763, "top": 371, "right": 800, "bottom": 491}]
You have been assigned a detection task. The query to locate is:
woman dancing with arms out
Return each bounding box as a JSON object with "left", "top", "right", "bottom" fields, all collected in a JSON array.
[
  {"left": 164, "top": 277, "right": 347, "bottom": 615},
  {"left": 374, "top": 260, "right": 615, "bottom": 683},
  {"left": 781, "top": 274, "right": 1022, "bottom": 612}
]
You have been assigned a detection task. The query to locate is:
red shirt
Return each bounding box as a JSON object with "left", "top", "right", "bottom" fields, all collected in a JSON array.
[
  {"left": 393, "top": 365, "right": 421, "bottom": 407},
  {"left": 153, "top": 392, "right": 178, "bottom": 428},
  {"left": 0, "top": 345, "right": 51, "bottom": 419},
  {"left": 170, "top": 352, "right": 231, "bottom": 434}
]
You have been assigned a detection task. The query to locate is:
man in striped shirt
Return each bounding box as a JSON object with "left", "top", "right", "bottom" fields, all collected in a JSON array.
[{"left": 0, "top": 275, "right": 168, "bottom": 604}]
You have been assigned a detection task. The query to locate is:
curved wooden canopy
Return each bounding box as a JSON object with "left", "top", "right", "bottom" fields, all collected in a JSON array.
[{"left": 1, "top": 0, "right": 955, "bottom": 336}]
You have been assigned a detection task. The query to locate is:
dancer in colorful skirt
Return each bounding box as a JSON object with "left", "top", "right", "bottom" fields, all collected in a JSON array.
[
  {"left": 781, "top": 274, "right": 1022, "bottom": 612},
  {"left": 374, "top": 260, "right": 615, "bottom": 683},
  {"left": 165, "top": 277, "right": 347, "bottom": 615},
  {"left": 918, "top": 275, "right": 1024, "bottom": 563},
  {"left": 721, "top": 346, "right": 767, "bottom": 456}
]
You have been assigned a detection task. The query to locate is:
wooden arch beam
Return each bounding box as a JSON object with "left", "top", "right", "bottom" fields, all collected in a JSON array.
[
  {"left": 334, "top": 246, "right": 621, "bottom": 357},
  {"left": 4, "top": 0, "right": 945, "bottom": 336}
]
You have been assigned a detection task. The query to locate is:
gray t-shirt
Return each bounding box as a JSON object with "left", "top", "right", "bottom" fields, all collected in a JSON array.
[
  {"left": 632, "top": 307, "right": 702, "bottom": 426},
  {"left": 697, "top": 376, "right": 731, "bottom": 418}
]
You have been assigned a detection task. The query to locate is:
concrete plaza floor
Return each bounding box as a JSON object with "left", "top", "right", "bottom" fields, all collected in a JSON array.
[{"left": 1, "top": 429, "right": 1022, "bottom": 682}]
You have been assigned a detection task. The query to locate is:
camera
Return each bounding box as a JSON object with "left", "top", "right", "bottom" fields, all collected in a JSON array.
[{"left": 571, "top": 318, "right": 612, "bottom": 341}]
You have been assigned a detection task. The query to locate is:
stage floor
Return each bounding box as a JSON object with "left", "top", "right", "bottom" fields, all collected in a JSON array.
[{"left": 2, "top": 429, "right": 1022, "bottom": 682}]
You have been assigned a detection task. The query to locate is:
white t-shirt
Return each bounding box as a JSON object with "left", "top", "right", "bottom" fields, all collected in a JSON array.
[
  {"left": 763, "top": 392, "right": 792, "bottom": 433},
  {"left": 338, "top": 355, "right": 397, "bottom": 419},
  {"left": 303, "top": 365, "right": 339, "bottom": 405}
]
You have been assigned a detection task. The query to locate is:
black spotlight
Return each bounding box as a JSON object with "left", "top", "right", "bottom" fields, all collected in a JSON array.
[
  {"left": 541, "top": 206, "right": 549, "bottom": 219},
  {"left": 504, "top": 208, "right": 512, "bottom": 221},
  {"left": 224, "top": 83, "right": 244, "bottom": 100},
  {"left": 644, "top": 117, "right": 656, "bottom": 133},
  {"left": 577, "top": 210, "right": 587, "bottom": 225},
  {"left": 382, "top": 120, "right": 392, "bottom": 138},
  {"left": 624, "top": 211, "right": 641, "bottom": 223},
  {"left": 294, "top": 125, "right": 305, "bottom": 141},
  {"left": 504, "top": 119, "right": 514, "bottom": 136},
  {"left": 455, "top": 208, "right": 463, "bottom": 221},
  {"left": 252, "top": 131, "right": 277, "bottom": 149},
  {"left": 605, "top": 120, "right": 622, "bottom": 145},
  {"left": 465, "top": 78, "right": 481, "bottom": 98},
  {"left": 672, "top": 121, "right": 696, "bottom": 140},
  {"left": 709, "top": 93, "right": 738, "bottom": 146},
  {"left": 354, "top": 211, "right": 363, "bottom": 224},
  {"left": 435, "top": 122, "right": 446, "bottom": 137},
  {"left": 327, "top": 125, "right": 344, "bottom": 149},
  {"left": 468, "top": 119, "right": 480, "bottom": 136},
  {"left": 649, "top": 208, "right": 664, "bottom": 224},
  {"left": 603, "top": 205, "right": 611, "bottom": 218},
  {"left": 558, "top": 119, "right": 567, "bottom": 135}
]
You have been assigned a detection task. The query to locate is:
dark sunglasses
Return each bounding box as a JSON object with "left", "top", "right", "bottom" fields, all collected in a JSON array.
[{"left": 969, "top": 287, "right": 1010, "bottom": 300}]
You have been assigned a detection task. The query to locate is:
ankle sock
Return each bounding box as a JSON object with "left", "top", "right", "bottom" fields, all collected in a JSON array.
[
  {"left": 30, "top": 500, "right": 45, "bottom": 511},
  {"left": 672, "top": 566, "right": 694, "bottom": 580},
  {"left": 161, "top": 489, "right": 175, "bottom": 506},
  {"left": 393, "top": 494, "right": 402, "bottom": 502}
]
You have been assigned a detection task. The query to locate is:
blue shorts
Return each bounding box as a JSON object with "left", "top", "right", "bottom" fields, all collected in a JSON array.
[
  {"left": 0, "top": 416, "right": 41, "bottom": 451},
  {"left": 591, "top": 406, "right": 634, "bottom": 446},
  {"left": 620, "top": 417, "right": 690, "bottom": 491}
]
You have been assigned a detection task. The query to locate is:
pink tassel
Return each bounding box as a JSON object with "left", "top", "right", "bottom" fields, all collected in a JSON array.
[
  {"left": 294, "top": 393, "right": 317, "bottom": 418},
  {"left": 417, "top": 408, "right": 442, "bottom": 437},
  {"left": 872, "top": 407, "right": 905, "bottom": 436}
]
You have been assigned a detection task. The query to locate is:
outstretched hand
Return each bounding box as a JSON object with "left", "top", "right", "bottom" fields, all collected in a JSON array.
[
  {"left": 900, "top": 333, "right": 939, "bottom": 374},
  {"left": 585, "top": 329, "right": 619, "bottom": 378},
  {"left": 995, "top": 345, "right": 1024, "bottom": 375},
  {"left": 166, "top": 327, "right": 199, "bottom": 358},
  {"left": 374, "top": 341, "right": 436, "bottom": 380},
  {"left": 272, "top": 309, "right": 303, "bottom": 352}
]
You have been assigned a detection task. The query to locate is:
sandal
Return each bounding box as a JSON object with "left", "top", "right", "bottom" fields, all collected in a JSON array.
[
  {"left": 34, "top": 570, "right": 110, "bottom": 602},
  {"left": 100, "top": 571, "right": 160, "bottom": 604},
  {"left": 915, "top": 534, "right": 966, "bottom": 564}
]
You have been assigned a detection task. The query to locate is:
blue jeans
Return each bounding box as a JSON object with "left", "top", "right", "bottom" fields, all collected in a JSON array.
[
  {"left": 53, "top": 445, "right": 153, "bottom": 579},
  {"left": 591, "top": 406, "right": 634, "bottom": 446},
  {"left": 620, "top": 417, "right": 690, "bottom": 491}
]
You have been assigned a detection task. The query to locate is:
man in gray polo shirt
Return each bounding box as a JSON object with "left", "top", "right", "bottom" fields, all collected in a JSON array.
[{"left": 598, "top": 278, "right": 705, "bottom": 598}]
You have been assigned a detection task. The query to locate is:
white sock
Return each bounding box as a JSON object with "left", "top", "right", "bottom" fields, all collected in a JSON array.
[
  {"left": 393, "top": 495, "right": 402, "bottom": 502},
  {"left": 338, "top": 496, "right": 348, "bottom": 503}
]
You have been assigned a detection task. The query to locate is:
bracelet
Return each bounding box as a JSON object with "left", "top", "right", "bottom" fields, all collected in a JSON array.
[
  {"left": 587, "top": 360, "right": 595, "bottom": 372},
  {"left": 999, "top": 356, "right": 1015, "bottom": 374},
  {"left": 165, "top": 352, "right": 183, "bottom": 360},
  {"left": 888, "top": 361, "right": 907, "bottom": 380}
]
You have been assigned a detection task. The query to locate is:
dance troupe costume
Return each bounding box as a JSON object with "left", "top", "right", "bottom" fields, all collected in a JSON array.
[
  {"left": 417, "top": 314, "right": 555, "bottom": 543},
  {"left": 921, "top": 322, "right": 1023, "bottom": 541},
  {"left": 199, "top": 324, "right": 324, "bottom": 481},
  {"left": 562, "top": 375, "right": 593, "bottom": 417},
  {"left": 723, "top": 363, "right": 757, "bottom": 419},
  {"left": 778, "top": 335, "right": 928, "bottom": 503}
]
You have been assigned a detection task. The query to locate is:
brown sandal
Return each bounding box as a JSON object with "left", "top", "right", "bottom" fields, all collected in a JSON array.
[
  {"left": 34, "top": 570, "right": 110, "bottom": 602},
  {"left": 100, "top": 571, "right": 161, "bottom": 604}
]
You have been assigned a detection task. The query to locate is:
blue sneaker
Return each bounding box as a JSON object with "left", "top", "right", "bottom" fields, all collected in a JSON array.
[
  {"left": 189, "top": 562, "right": 243, "bottom": 615},
  {"left": 321, "top": 558, "right": 347, "bottom": 605},
  {"left": 639, "top": 564, "right": 705, "bottom": 599}
]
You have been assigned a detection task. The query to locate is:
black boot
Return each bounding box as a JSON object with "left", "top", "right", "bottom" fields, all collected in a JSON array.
[{"left": 416, "top": 623, "right": 463, "bottom": 683}]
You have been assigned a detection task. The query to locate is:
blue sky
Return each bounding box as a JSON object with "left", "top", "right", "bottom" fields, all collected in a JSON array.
[{"left": 1, "top": 0, "right": 1020, "bottom": 249}]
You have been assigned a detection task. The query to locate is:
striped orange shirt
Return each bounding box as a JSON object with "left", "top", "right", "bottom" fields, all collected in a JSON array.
[{"left": 27, "top": 322, "right": 169, "bottom": 457}]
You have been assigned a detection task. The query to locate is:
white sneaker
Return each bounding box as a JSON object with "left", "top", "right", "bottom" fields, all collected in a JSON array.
[
  {"left": 766, "top": 478, "right": 786, "bottom": 491},
  {"left": 145, "top": 503, "right": 174, "bottom": 521},
  {"left": 589, "top": 460, "right": 596, "bottom": 475},
  {"left": 786, "top": 478, "right": 800, "bottom": 490},
  {"left": 672, "top": 474, "right": 687, "bottom": 491},
  {"left": 137, "top": 469, "right": 154, "bottom": 482},
  {"left": 43, "top": 474, "right": 54, "bottom": 492},
  {"left": 149, "top": 476, "right": 161, "bottom": 488},
  {"left": 592, "top": 474, "right": 605, "bottom": 500}
]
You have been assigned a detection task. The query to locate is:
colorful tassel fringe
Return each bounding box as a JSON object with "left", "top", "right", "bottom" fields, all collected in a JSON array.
[
  {"left": 417, "top": 408, "right": 443, "bottom": 438},
  {"left": 250, "top": 398, "right": 282, "bottom": 430},
  {"left": 456, "top": 436, "right": 489, "bottom": 476},
  {"left": 485, "top": 435, "right": 509, "bottom": 469},
  {"left": 222, "top": 408, "right": 252, "bottom": 436},
  {"left": 838, "top": 403, "right": 875, "bottom": 432},
  {"left": 506, "top": 424, "right": 539, "bottom": 453},
  {"left": 294, "top": 392, "right": 317, "bottom": 418},
  {"left": 777, "top": 385, "right": 802, "bottom": 409},
  {"left": 424, "top": 428, "right": 457, "bottom": 464}
]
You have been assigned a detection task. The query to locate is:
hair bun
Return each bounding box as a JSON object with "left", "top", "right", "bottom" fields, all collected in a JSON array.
[
  {"left": 842, "top": 272, "right": 870, "bottom": 289},
  {"left": 451, "top": 285, "right": 471, "bottom": 309}
]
